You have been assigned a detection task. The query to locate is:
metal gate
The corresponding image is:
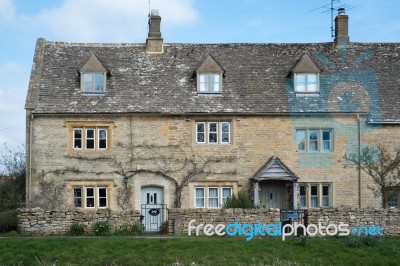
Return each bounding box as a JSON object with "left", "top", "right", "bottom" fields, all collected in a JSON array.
[{"left": 141, "top": 204, "right": 167, "bottom": 232}]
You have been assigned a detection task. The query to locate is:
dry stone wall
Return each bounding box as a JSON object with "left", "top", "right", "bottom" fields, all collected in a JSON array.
[
  {"left": 18, "top": 208, "right": 141, "bottom": 236},
  {"left": 168, "top": 208, "right": 400, "bottom": 236}
]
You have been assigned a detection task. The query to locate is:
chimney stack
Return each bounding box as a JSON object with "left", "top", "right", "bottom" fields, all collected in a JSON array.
[
  {"left": 146, "top": 9, "right": 163, "bottom": 53},
  {"left": 334, "top": 8, "right": 349, "bottom": 47}
]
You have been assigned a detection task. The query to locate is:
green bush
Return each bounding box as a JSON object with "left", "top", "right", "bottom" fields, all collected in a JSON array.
[
  {"left": 70, "top": 223, "right": 85, "bottom": 236},
  {"left": 343, "top": 235, "right": 363, "bottom": 247},
  {"left": 114, "top": 224, "right": 131, "bottom": 236},
  {"left": 130, "top": 221, "right": 144, "bottom": 236},
  {"left": 92, "top": 221, "right": 111, "bottom": 236},
  {"left": 361, "top": 235, "right": 380, "bottom": 246},
  {"left": 0, "top": 209, "right": 18, "bottom": 233},
  {"left": 297, "top": 235, "right": 310, "bottom": 247},
  {"left": 223, "top": 190, "right": 254, "bottom": 208},
  {"left": 160, "top": 220, "right": 169, "bottom": 234}
]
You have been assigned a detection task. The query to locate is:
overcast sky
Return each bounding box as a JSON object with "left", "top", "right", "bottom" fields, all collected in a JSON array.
[{"left": 0, "top": 0, "right": 399, "bottom": 153}]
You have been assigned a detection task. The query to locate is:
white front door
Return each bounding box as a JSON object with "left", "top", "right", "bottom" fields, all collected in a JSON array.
[{"left": 141, "top": 187, "right": 164, "bottom": 232}]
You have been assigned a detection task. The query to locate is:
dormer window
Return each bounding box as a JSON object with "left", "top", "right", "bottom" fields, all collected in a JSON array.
[
  {"left": 82, "top": 73, "right": 105, "bottom": 93},
  {"left": 294, "top": 73, "right": 319, "bottom": 93},
  {"left": 196, "top": 55, "right": 224, "bottom": 94},
  {"left": 290, "top": 54, "right": 321, "bottom": 95},
  {"left": 79, "top": 54, "right": 108, "bottom": 94},
  {"left": 198, "top": 73, "right": 222, "bottom": 93}
]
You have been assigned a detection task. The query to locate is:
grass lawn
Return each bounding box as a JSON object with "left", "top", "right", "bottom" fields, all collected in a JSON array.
[{"left": 0, "top": 235, "right": 399, "bottom": 265}]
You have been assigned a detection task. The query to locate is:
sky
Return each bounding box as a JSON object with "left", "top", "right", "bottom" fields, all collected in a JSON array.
[{"left": 0, "top": 0, "right": 399, "bottom": 155}]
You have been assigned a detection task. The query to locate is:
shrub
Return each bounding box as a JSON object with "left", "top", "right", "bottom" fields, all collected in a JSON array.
[
  {"left": 70, "top": 223, "right": 85, "bottom": 236},
  {"left": 297, "top": 235, "right": 309, "bottom": 247},
  {"left": 114, "top": 224, "right": 131, "bottom": 236},
  {"left": 361, "top": 235, "right": 380, "bottom": 246},
  {"left": 223, "top": 190, "right": 254, "bottom": 208},
  {"left": 130, "top": 221, "right": 144, "bottom": 236},
  {"left": 343, "top": 235, "right": 363, "bottom": 247},
  {"left": 160, "top": 220, "right": 169, "bottom": 234},
  {"left": 0, "top": 209, "right": 18, "bottom": 233},
  {"left": 92, "top": 221, "right": 111, "bottom": 236}
]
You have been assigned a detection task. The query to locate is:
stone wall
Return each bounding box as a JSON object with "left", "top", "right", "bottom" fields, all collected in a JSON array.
[
  {"left": 168, "top": 208, "right": 400, "bottom": 236},
  {"left": 18, "top": 208, "right": 141, "bottom": 236}
]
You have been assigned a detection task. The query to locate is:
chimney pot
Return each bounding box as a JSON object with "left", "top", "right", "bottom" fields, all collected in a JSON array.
[{"left": 338, "top": 8, "right": 345, "bottom": 14}]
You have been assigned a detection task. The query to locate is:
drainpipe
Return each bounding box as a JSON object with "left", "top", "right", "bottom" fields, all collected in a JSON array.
[
  {"left": 357, "top": 114, "right": 361, "bottom": 209},
  {"left": 29, "top": 114, "right": 33, "bottom": 201}
]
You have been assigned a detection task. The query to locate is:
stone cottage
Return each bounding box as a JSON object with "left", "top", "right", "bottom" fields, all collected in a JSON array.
[{"left": 25, "top": 9, "right": 400, "bottom": 232}]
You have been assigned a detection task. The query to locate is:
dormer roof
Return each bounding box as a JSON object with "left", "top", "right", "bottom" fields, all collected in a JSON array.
[
  {"left": 196, "top": 55, "right": 225, "bottom": 73},
  {"left": 79, "top": 54, "right": 107, "bottom": 73},
  {"left": 290, "top": 53, "right": 321, "bottom": 74}
]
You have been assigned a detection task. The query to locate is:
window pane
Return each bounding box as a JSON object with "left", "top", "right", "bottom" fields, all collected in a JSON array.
[
  {"left": 98, "top": 188, "right": 107, "bottom": 208},
  {"left": 73, "top": 129, "right": 82, "bottom": 149},
  {"left": 86, "top": 188, "right": 94, "bottom": 208},
  {"left": 196, "top": 123, "right": 205, "bottom": 143},
  {"left": 322, "top": 185, "right": 330, "bottom": 207},
  {"left": 86, "top": 129, "right": 95, "bottom": 149},
  {"left": 222, "top": 188, "right": 232, "bottom": 206},
  {"left": 209, "top": 122, "right": 218, "bottom": 143},
  {"left": 296, "top": 130, "right": 306, "bottom": 151},
  {"left": 322, "top": 130, "right": 331, "bottom": 151},
  {"left": 208, "top": 188, "right": 219, "bottom": 208},
  {"left": 73, "top": 188, "right": 82, "bottom": 208},
  {"left": 195, "top": 188, "right": 205, "bottom": 208},
  {"left": 309, "top": 130, "right": 319, "bottom": 151},
  {"left": 311, "top": 185, "right": 318, "bottom": 208},
  {"left": 221, "top": 122, "right": 230, "bottom": 143},
  {"left": 98, "top": 129, "right": 107, "bottom": 149},
  {"left": 387, "top": 193, "right": 398, "bottom": 208},
  {"left": 94, "top": 74, "right": 104, "bottom": 92}
]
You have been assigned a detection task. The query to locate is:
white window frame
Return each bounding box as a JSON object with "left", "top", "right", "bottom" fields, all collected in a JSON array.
[
  {"left": 73, "top": 186, "right": 109, "bottom": 209},
  {"left": 194, "top": 186, "right": 233, "bottom": 209},
  {"left": 208, "top": 122, "right": 218, "bottom": 144},
  {"left": 221, "top": 187, "right": 232, "bottom": 207},
  {"left": 86, "top": 187, "right": 95, "bottom": 208},
  {"left": 81, "top": 72, "right": 106, "bottom": 93},
  {"left": 72, "top": 127, "right": 109, "bottom": 151},
  {"left": 208, "top": 187, "right": 219, "bottom": 208},
  {"left": 294, "top": 73, "right": 319, "bottom": 93},
  {"left": 299, "top": 185, "right": 307, "bottom": 208},
  {"left": 73, "top": 188, "right": 82, "bottom": 208},
  {"left": 310, "top": 185, "right": 318, "bottom": 208},
  {"left": 295, "top": 129, "right": 333, "bottom": 152},
  {"left": 221, "top": 122, "right": 231, "bottom": 144},
  {"left": 195, "top": 121, "right": 231, "bottom": 145},
  {"left": 85, "top": 128, "right": 95, "bottom": 150},
  {"left": 298, "top": 183, "right": 332, "bottom": 208},
  {"left": 387, "top": 192, "right": 398, "bottom": 209},
  {"left": 98, "top": 128, "right": 108, "bottom": 150},
  {"left": 73, "top": 128, "right": 83, "bottom": 150},
  {"left": 198, "top": 73, "right": 222, "bottom": 93},
  {"left": 196, "top": 122, "right": 206, "bottom": 144},
  {"left": 195, "top": 187, "right": 205, "bottom": 208},
  {"left": 322, "top": 185, "right": 330, "bottom": 207},
  {"left": 98, "top": 187, "right": 108, "bottom": 208}
]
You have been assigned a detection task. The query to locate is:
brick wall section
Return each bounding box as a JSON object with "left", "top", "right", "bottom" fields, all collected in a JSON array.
[
  {"left": 18, "top": 208, "right": 141, "bottom": 236},
  {"left": 168, "top": 208, "right": 400, "bottom": 236}
]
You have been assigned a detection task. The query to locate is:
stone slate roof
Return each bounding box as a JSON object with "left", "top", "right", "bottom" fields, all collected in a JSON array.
[{"left": 26, "top": 38, "right": 400, "bottom": 122}]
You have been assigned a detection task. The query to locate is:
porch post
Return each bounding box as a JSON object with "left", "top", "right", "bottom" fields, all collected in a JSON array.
[
  {"left": 292, "top": 182, "right": 298, "bottom": 209},
  {"left": 253, "top": 181, "right": 259, "bottom": 206}
]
